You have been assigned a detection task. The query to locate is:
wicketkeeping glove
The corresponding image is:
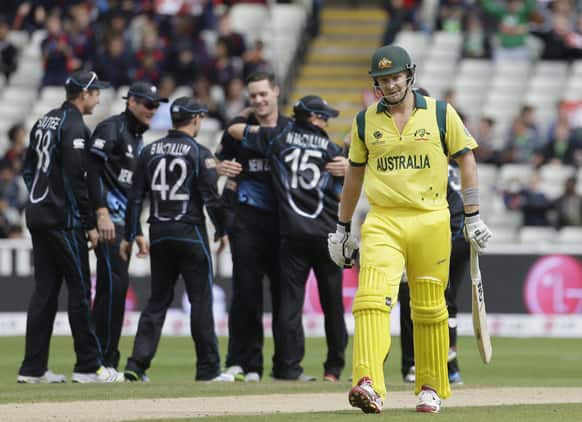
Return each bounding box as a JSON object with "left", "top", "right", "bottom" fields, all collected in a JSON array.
[
  {"left": 328, "top": 222, "right": 359, "bottom": 268},
  {"left": 464, "top": 213, "right": 493, "bottom": 254}
]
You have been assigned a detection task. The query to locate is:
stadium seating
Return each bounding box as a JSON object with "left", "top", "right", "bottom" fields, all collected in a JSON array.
[
  {"left": 519, "top": 226, "right": 557, "bottom": 244},
  {"left": 0, "top": 9, "right": 581, "bottom": 246},
  {"left": 557, "top": 227, "right": 582, "bottom": 244}
]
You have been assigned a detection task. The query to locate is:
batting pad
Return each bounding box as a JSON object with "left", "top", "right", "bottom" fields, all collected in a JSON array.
[
  {"left": 352, "top": 266, "right": 398, "bottom": 399},
  {"left": 410, "top": 277, "right": 451, "bottom": 399}
]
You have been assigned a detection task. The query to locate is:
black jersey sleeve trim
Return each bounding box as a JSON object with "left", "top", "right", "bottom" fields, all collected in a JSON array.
[
  {"left": 436, "top": 100, "right": 448, "bottom": 156},
  {"left": 356, "top": 110, "right": 366, "bottom": 145},
  {"left": 451, "top": 147, "right": 471, "bottom": 159}
]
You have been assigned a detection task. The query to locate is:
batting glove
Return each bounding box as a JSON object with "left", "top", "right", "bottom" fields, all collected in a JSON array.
[
  {"left": 328, "top": 222, "right": 359, "bottom": 268},
  {"left": 464, "top": 213, "right": 493, "bottom": 254}
]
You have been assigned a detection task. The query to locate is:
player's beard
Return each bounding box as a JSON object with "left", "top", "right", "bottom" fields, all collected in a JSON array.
[{"left": 376, "top": 75, "right": 414, "bottom": 108}]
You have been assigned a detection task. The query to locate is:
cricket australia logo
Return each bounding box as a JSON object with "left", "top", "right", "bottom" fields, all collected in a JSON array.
[
  {"left": 378, "top": 57, "right": 392, "bottom": 69},
  {"left": 414, "top": 128, "right": 431, "bottom": 141}
]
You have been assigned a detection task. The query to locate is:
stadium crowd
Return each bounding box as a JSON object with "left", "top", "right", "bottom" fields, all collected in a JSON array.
[{"left": 0, "top": 0, "right": 581, "bottom": 235}]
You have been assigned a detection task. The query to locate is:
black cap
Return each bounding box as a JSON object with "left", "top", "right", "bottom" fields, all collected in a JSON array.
[
  {"left": 171, "top": 97, "right": 208, "bottom": 117},
  {"left": 65, "top": 70, "right": 110, "bottom": 91},
  {"left": 123, "top": 81, "right": 169, "bottom": 103},
  {"left": 293, "top": 95, "right": 339, "bottom": 118}
]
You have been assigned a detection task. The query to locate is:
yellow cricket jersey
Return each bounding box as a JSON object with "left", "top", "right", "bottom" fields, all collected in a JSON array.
[{"left": 349, "top": 91, "right": 478, "bottom": 211}]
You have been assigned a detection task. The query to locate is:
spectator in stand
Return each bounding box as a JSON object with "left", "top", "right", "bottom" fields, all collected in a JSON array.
[
  {"left": 481, "top": 0, "right": 536, "bottom": 62},
  {"left": 166, "top": 15, "right": 203, "bottom": 86},
  {"left": 532, "top": 13, "right": 575, "bottom": 61},
  {"left": 0, "top": 197, "right": 21, "bottom": 238},
  {"left": 0, "top": 159, "right": 26, "bottom": 213},
  {"left": 217, "top": 12, "right": 246, "bottom": 58},
  {"left": 94, "top": 34, "right": 132, "bottom": 88},
  {"left": 132, "top": 27, "right": 166, "bottom": 85},
  {"left": 521, "top": 105, "right": 541, "bottom": 142},
  {"left": 66, "top": 2, "right": 95, "bottom": 67},
  {"left": 462, "top": 10, "right": 491, "bottom": 58},
  {"left": 473, "top": 116, "right": 498, "bottom": 164},
  {"left": 503, "top": 115, "right": 544, "bottom": 165},
  {"left": 546, "top": 100, "right": 572, "bottom": 139},
  {"left": 436, "top": 0, "right": 470, "bottom": 33},
  {"left": 101, "top": 9, "right": 131, "bottom": 45},
  {"left": 503, "top": 172, "right": 553, "bottom": 226},
  {"left": 206, "top": 36, "right": 242, "bottom": 88},
  {"left": 10, "top": 1, "right": 47, "bottom": 32},
  {"left": 565, "top": 14, "right": 582, "bottom": 59},
  {"left": 382, "top": 0, "right": 421, "bottom": 45},
  {"left": 218, "top": 77, "right": 247, "bottom": 123},
  {"left": 554, "top": 177, "right": 582, "bottom": 228},
  {"left": 0, "top": 17, "right": 17, "bottom": 82},
  {"left": 4, "top": 123, "right": 27, "bottom": 173},
  {"left": 41, "top": 11, "right": 80, "bottom": 86},
  {"left": 243, "top": 40, "right": 272, "bottom": 81},
  {"left": 541, "top": 121, "right": 581, "bottom": 166}
]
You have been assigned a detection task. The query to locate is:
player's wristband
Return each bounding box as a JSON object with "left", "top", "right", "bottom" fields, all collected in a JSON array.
[
  {"left": 461, "top": 187, "right": 479, "bottom": 206},
  {"left": 464, "top": 210, "right": 479, "bottom": 218},
  {"left": 337, "top": 221, "right": 351, "bottom": 233}
]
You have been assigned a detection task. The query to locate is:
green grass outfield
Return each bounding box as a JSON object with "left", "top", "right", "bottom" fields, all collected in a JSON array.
[{"left": 1, "top": 336, "right": 581, "bottom": 420}]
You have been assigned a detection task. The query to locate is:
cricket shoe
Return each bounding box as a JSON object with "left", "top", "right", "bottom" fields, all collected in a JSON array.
[
  {"left": 416, "top": 387, "right": 442, "bottom": 413},
  {"left": 244, "top": 372, "right": 260, "bottom": 382},
  {"left": 124, "top": 370, "right": 150, "bottom": 382},
  {"left": 323, "top": 373, "right": 338, "bottom": 382},
  {"left": 72, "top": 366, "right": 125, "bottom": 383},
  {"left": 449, "top": 371, "right": 463, "bottom": 385},
  {"left": 348, "top": 376, "right": 383, "bottom": 414},
  {"left": 403, "top": 365, "right": 416, "bottom": 383},
  {"left": 214, "top": 365, "right": 244, "bottom": 382},
  {"left": 17, "top": 370, "right": 66, "bottom": 384}
]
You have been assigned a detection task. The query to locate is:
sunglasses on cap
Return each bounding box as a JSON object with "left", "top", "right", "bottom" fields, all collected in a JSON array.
[{"left": 138, "top": 99, "right": 160, "bottom": 110}]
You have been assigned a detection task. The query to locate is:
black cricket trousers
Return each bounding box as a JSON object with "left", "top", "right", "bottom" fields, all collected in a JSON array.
[
  {"left": 92, "top": 224, "right": 130, "bottom": 369},
  {"left": 19, "top": 229, "right": 102, "bottom": 376},
  {"left": 273, "top": 236, "right": 347, "bottom": 380},
  {"left": 125, "top": 225, "right": 220, "bottom": 380},
  {"left": 225, "top": 204, "right": 280, "bottom": 377}
]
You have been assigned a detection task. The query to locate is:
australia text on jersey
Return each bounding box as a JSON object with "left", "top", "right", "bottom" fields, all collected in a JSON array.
[{"left": 376, "top": 154, "right": 430, "bottom": 171}]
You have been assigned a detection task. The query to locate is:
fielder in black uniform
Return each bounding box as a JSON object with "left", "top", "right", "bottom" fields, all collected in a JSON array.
[
  {"left": 400, "top": 164, "right": 469, "bottom": 385},
  {"left": 216, "top": 72, "right": 291, "bottom": 382},
  {"left": 228, "top": 95, "right": 348, "bottom": 381},
  {"left": 86, "top": 81, "right": 168, "bottom": 369},
  {"left": 18, "top": 71, "right": 122, "bottom": 384},
  {"left": 121, "top": 97, "right": 227, "bottom": 381}
]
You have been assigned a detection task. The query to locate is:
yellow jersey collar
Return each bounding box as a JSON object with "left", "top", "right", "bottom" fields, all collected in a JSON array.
[{"left": 376, "top": 90, "right": 428, "bottom": 113}]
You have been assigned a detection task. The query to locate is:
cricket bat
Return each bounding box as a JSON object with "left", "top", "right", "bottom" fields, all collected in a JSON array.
[{"left": 470, "top": 246, "right": 492, "bottom": 364}]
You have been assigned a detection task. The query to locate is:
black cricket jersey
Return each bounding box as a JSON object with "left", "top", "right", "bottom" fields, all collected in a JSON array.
[
  {"left": 22, "top": 101, "right": 94, "bottom": 230},
  {"left": 242, "top": 120, "right": 343, "bottom": 238},
  {"left": 447, "top": 164, "right": 465, "bottom": 239},
  {"left": 125, "top": 129, "right": 225, "bottom": 242},
  {"left": 216, "top": 114, "right": 292, "bottom": 211},
  {"left": 87, "top": 110, "right": 147, "bottom": 225}
]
